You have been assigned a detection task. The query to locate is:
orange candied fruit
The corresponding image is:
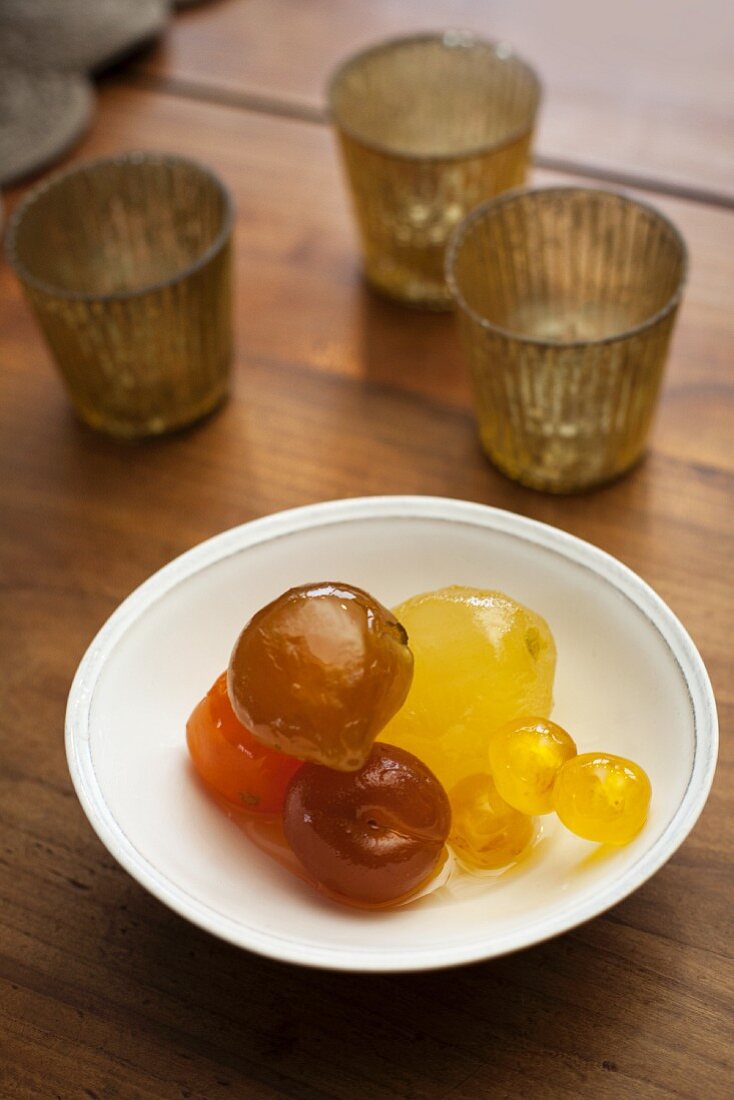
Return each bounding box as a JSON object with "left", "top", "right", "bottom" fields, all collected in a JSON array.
[{"left": 186, "top": 672, "right": 302, "bottom": 815}]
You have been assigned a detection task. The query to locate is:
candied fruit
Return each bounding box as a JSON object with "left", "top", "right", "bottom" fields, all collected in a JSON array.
[
  {"left": 283, "top": 743, "right": 451, "bottom": 905},
  {"left": 449, "top": 773, "right": 534, "bottom": 870},
  {"left": 228, "top": 582, "right": 413, "bottom": 771},
  {"left": 553, "top": 753, "right": 652, "bottom": 845},
  {"left": 187, "top": 576, "right": 654, "bottom": 909},
  {"left": 186, "top": 673, "right": 302, "bottom": 814},
  {"left": 489, "top": 717, "right": 577, "bottom": 815},
  {"left": 379, "top": 586, "right": 556, "bottom": 789}
]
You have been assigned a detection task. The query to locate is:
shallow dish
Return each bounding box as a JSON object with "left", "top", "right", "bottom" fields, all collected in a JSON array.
[{"left": 66, "top": 496, "right": 717, "bottom": 971}]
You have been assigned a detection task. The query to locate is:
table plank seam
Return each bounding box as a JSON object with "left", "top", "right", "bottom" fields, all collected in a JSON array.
[
  {"left": 119, "top": 70, "right": 734, "bottom": 212},
  {"left": 247, "top": 348, "right": 734, "bottom": 487}
]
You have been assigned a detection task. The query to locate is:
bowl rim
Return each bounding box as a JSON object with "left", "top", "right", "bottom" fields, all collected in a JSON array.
[
  {"left": 5, "top": 150, "right": 235, "bottom": 304},
  {"left": 445, "top": 185, "right": 689, "bottom": 349},
  {"left": 65, "top": 495, "right": 718, "bottom": 972},
  {"left": 326, "top": 30, "right": 542, "bottom": 162}
]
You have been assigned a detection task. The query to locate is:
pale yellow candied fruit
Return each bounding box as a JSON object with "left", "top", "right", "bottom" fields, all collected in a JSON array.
[{"left": 379, "top": 586, "right": 556, "bottom": 790}]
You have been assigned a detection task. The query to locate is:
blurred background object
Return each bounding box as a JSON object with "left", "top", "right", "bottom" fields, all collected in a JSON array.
[
  {"left": 0, "top": 0, "right": 169, "bottom": 73},
  {"left": 0, "top": 0, "right": 216, "bottom": 185},
  {"left": 0, "top": 65, "right": 94, "bottom": 187}
]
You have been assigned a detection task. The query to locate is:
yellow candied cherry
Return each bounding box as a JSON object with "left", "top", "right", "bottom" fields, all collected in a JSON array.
[
  {"left": 489, "top": 717, "right": 577, "bottom": 815},
  {"left": 553, "top": 753, "right": 652, "bottom": 845},
  {"left": 379, "top": 586, "right": 556, "bottom": 791},
  {"left": 449, "top": 773, "right": 534, "bottom": 871}
]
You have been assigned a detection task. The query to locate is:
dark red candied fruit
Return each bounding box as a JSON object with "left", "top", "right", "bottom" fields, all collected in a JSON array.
[{"left": 283, "top": 743, "right": 451, "bottom": 905}]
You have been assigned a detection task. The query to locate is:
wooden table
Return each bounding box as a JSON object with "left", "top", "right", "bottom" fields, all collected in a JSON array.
[{"left": 2, "top": 2, "right": 732, "bottom": 1096}]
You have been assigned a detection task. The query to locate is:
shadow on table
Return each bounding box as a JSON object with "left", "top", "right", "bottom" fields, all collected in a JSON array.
[{"left": 352, "top": 280, "right": 470, "bottom": 409}]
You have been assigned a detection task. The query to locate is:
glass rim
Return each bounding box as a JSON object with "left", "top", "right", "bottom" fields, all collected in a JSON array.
[
  {"left": 445, "top": 185, "right": 689, "bottom": 349},
  {"left": 326, "top": 30, "right": 542, "bottom": 163},
  {"left": 4, "top": 150, "right": 235, "bottom": 304}
]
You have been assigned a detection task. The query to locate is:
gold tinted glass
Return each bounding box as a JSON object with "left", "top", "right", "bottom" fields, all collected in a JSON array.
[
  {"left": 447, "top": 187, "right": 687, "bottom": 491},
  {"left": 329, "top": 33, "right": 540, "bottom": 309},
  {"left": 6, "top": 153, "right": 234, "bottom": 439}
]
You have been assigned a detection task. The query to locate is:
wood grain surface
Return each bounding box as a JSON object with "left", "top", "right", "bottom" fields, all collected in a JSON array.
[
  {"left": 2, "top": 11, "right": 733, "bottom": 1100},
  {"left": 134, "top": 0, "right": 734, "bottom": 203}
]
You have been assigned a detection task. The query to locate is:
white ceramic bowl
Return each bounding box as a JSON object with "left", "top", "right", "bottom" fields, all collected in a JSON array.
[{"left": 66, "top": 496, "right": 717, "bottom": 971}]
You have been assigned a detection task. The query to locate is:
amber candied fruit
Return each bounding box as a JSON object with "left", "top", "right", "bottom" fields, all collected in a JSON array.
[
  {"left": 228, "top": 582, "right": 414, "bottom": 771},
  {"left": 283, "top": 743, "right": 451, "bottom": 905}
]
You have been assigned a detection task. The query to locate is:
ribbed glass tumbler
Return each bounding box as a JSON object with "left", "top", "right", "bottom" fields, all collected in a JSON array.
[
  {"left": 446, "top": 188, "right": 687, "bottom": 492},
  {"left": 328, "top": 32, "right": 540, "bottom": 309},
  {"left": 6, "top": 153, "right": 233, "bottom": 439}
]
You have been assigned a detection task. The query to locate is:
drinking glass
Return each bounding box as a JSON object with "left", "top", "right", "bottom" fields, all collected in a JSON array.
[
  {"left": 328, "top": 32, "right": 540, "bottom": 309},
  {"left": 446, "top": 187, "right": 687, "bottom": 491},
  {"left": 6, "top": 152, "right": 234, "bottom": 439}
]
